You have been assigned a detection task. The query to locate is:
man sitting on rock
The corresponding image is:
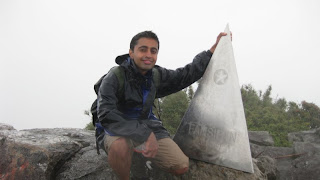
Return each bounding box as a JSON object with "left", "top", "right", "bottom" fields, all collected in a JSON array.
[{"left": 96, "top": 30, "right": 227, "bottom": 180}]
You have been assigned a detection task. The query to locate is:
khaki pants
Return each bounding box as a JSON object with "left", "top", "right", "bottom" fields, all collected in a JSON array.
[{"left": 103, "top": 135, "right": 189, "bottom": 171}]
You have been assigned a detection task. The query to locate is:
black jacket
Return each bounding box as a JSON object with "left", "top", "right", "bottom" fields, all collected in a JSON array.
[{"left": 97, "top": 50, "right": 213, "bottom": 143}]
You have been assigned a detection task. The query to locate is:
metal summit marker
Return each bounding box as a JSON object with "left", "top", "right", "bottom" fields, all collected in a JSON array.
[{"left": 173, "top": 24, "right": 254, "bottom": 173}]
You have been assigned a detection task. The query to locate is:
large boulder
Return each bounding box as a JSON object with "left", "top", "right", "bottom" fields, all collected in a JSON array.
[
  {"left": 249, "top": 128, "right": 320, "bottom": 180},
  {"left": 0, "top": 123, "right": 15, "bottom": 130},
  {"left": 288, "top": 128, "right": 320, "bottom": 144},
  {"left": 0, "top": 126, "right": 113, "bottom": 180},
  {"left": 248, "top": 131, "right": 274, "bottom": 146},
  {"left": 288, "top": 142, "right": 320, "bottom": 179},
  {"left": 281, "top": 128, "right": 320, "bottom": 180},
  {"left": 250, "top": 144, "right": 294, "bottom": 159},
  {"left": 0, "top": 123, "right": 266, "bottom": 180},
  {"left": 256, "top": 156, "right": 276, "bottom": 180},
  {"left": 249, "top": 144, "right": 293, "bottom": 180}
]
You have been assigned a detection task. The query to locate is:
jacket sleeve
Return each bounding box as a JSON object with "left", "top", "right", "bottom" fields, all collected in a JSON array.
[
  {"left": 97, "top": 72, "right": 152, "bottom": 143},
  {"left": 156, "top": 50, "right": 213, "bottom": 98}
]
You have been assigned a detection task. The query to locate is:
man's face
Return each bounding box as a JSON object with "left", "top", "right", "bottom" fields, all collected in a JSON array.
[{"left": 129, "top": 37, "right": 158, "bottom": 75}]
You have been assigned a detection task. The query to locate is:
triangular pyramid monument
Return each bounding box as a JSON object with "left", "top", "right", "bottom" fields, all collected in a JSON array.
[{"left": 173, "top": 24, "right": 254, "bottom": 173}]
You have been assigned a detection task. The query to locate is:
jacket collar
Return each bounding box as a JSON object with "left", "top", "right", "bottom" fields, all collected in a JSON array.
[
  {"left": 115, "top": 54, "right": 129, "bottom": 65},
  {"left": 115, "top": 53, "right": 153, "bottom": 78}
]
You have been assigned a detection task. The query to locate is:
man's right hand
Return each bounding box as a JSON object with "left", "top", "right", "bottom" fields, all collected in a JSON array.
[
  {"left": 210, "top": 32, "right": 232, "bottom": 53},
  {"left": 141, "top": 132, "right": 158, "bottom": 158}
]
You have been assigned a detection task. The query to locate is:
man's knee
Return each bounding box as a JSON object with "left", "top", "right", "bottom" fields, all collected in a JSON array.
[
  {"left": 171, "top": 162, "right": 189, "bottom": 175},
  {"left": 172, "top": 167, "right": 189, "bottom": 175},
  {"left": 108, "top": 138, "right": 131, "bottom": 158},
  {"left": 170, "top": 159, "right": 189, "bottom": 176}
]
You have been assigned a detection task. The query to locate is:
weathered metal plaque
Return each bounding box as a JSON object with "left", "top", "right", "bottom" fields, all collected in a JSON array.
[{"left": 173, "top": 25, "right": 254, "bottom": 173}]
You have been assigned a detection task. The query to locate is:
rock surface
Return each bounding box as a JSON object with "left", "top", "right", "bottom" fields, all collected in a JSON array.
[
  {"left": 248, "top": 131, "right": 274, "bottom": 146},
  {"left": 0, "top": 123, "right": 264, "bottom": 180},
  {"left": 250, "top": 128, "right": 320, "bottom": 180},
  {"left": 1, "top": 123, "right": 319, "bottom": 180}
]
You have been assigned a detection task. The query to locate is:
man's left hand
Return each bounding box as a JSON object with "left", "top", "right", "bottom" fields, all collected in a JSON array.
[{"left": 142, "top": 132, "right": 158, "bottom": 158}]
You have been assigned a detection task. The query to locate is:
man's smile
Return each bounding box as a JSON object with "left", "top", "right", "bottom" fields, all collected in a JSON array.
[{"left": 143, "top": 60, "right": 152, "bottom": 65}]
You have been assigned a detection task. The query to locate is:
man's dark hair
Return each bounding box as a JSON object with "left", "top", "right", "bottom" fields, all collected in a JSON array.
[{"left": 130, "top": 31, "right": 160, "bottom": 51}]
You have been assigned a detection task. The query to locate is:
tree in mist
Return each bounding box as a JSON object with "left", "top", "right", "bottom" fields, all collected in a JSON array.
[
  {"left": 187, "top": 85, "right": 194, "bottom": 102},
  {"left": 159, "top": 89, "right": 190, "bottom": 135},
  {"left": 241, "top": 84, "right": 312, "bottom": 146},
  {"left": 84, "top": 110, "right": 94, "bottom": 130}
]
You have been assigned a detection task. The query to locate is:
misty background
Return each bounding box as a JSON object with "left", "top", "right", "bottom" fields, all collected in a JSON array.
[{"left": 1, "top": 0, "right": 319, "bottom": 130}]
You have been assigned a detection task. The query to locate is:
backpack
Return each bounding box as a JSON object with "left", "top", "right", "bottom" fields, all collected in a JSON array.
[{"left": 91, "top": 66, "right": 160, "bottom": 126}]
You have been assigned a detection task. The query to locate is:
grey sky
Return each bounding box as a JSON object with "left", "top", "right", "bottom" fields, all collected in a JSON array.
[{"left": 1, "top": 0, "right": 319, "bottom": 130}]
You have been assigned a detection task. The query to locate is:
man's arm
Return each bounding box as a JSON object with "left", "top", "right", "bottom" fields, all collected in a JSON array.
[
  {"left": 156, "top": 32, "right": 229, "bottom": 98},
  {"left": 155, "top": 50, "right": 212, "bottom": 97}
]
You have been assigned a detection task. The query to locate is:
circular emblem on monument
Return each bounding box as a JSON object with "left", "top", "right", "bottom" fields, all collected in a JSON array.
[{"left": 214, "top": 69, "right": 228, "bottom": 85}]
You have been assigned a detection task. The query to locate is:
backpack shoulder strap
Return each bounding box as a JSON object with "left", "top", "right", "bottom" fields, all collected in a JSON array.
[
  {"left": 110, "top": 66, "right": 125, "bottom": 94},
  {"left": 152, "top": 68, "right": 160, "bottom": 88}
]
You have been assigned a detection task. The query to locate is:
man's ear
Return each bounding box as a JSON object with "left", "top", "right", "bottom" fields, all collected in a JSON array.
[{"left": 129, "top": 49, "right": 133, "bottom": 58}]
